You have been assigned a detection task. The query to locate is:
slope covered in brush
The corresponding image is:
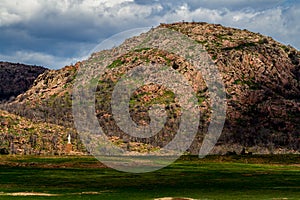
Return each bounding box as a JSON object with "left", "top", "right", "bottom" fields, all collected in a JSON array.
[
  {"left": 0, "top": 62, "right": 47, "bottom": 101},
  {"left": 2, "top": 22, "right": 300, "bottom": 154}
]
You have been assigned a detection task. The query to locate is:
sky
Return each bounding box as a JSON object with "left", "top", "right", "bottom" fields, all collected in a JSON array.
[{"left": 0, "top": 0, "right": 299, "bottom": 69}]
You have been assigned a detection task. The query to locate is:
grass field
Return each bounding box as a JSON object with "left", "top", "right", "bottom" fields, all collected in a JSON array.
[{"left": 0, "top": 155, "right": 299, "bottom": 200}]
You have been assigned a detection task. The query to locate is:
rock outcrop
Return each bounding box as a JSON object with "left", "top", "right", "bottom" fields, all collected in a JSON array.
[{"left": 2, "top": 22, "right": 299, "bottom": 154}]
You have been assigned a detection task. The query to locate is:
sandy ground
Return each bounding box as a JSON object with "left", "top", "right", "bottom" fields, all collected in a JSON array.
[
  {"left": 0, "top": 191, "right": 103, "bottom": 196},
  {"left": 0, "top": 192, "right": 61, "bottom": 196}
]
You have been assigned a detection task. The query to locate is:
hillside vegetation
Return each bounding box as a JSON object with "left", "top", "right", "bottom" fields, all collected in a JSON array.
[
  {"left": 0, "top": 62, "right": 47, "bottom": 101},
  {"left": 1, "top": 22, "right": 299, "bottom": 155}
]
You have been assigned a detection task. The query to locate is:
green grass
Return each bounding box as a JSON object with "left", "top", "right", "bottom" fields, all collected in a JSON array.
[
  {"left": 107, "top": 59, "right": 124, "bottom": 69},
  {"left": 0, "top": 155, "right": 299, "bottom": 199}
]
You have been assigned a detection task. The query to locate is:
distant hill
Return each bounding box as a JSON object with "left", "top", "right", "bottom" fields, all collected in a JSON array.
[
  {"left": 1, "top": 22, "right": 300, "bottom": 155},
  {"left": 0, "top": 62, "right": 47, "bottom": 101}
]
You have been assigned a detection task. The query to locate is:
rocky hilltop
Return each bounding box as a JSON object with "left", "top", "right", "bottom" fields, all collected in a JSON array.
[
  {"left": 1, "top": 22, "right": 299, "bottom": 155},
  {"left": 0, "top": 62, "right": 47, "bottom": 101}
]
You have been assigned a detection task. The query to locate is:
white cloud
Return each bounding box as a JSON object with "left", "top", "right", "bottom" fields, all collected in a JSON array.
[
  {"left": 0, "top": 51, "right": 78, "bottom": 69},
  {"left": 0, "top": 0, "right": 41, "bottom": 26},
  {"left": 97, "top": 0, "right": 134, "bottom": 7},
  {"left": 0, "top": 0, "right": 153, "bottom": 27},
  {"left": 0, "top": 11, "right": 20, "bottom": 26},
  {"left": 154, "top": 3, "right": 300, "bottom": 49},
  {"left": 186, "top": 0, "right": 286, "bottom": 11}
]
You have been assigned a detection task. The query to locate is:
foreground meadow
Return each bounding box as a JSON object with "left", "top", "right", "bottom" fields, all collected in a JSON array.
[{"left": 0, "top": 155, "right": 299, "bottom": 200}]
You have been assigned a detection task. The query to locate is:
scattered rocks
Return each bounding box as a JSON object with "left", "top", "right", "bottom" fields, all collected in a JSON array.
[{"left": 1, "top": 22, "right": 299, "bottom": 154}]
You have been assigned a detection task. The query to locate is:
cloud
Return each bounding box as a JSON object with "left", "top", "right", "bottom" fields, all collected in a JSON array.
[
  {"left": 0, "top": 0, "right": 41, "bottom": 26},
  {"left": 0, "top": 0, "right": 299, "bottom": 69},
  {"left": 185, "top": 0, "right": 286, "bottom": 11},
  {"left": 0, "top": 51, "right": 79, "bottom": 69},
  {"left": 154, "top": 2, "right": 300, "bottom": 49},
  {"left": 0, "top": 0, "right": 164, "bottom": 68}
]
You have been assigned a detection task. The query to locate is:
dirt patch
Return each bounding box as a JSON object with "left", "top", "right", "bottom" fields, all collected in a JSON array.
[
  {"left": 0, "top": 191, "right": 104, "bottom": 196},
  {"left": 0, "top": 161, "right": 107, "bottom": 169},
  {"left": 0, "top": 192, "right": 61, "bottom": 196}
]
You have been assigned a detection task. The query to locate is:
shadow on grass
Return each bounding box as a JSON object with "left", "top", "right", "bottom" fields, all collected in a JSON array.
[{"left": 0, "top": 155, "right": 299, "bottom": 200}]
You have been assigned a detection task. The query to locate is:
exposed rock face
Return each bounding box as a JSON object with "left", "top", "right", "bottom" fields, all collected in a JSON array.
[
  {"left": 2, "top": 22, "right": 300, "bottom": 154},
  {"left": 158, "top": 22, "right": 300, "bottom": 152},
  {"left": 0, "top": 62, "right": 47, "bottom": 101}
]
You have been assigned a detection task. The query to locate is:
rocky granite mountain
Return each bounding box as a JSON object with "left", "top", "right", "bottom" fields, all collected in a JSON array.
[
  {"left": 0, "top": 62, "right": 47, "bottom": 101},
  {"left": 1, "top": 22, "right": 299, "bottom": 155}
]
